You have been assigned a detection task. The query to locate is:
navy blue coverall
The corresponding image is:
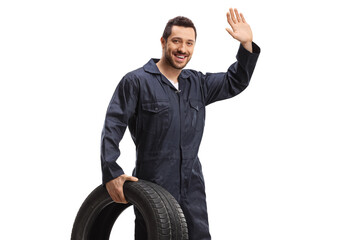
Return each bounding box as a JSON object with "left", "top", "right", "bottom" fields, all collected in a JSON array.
[{"left": 101, "top": 42, "right": 260, "bottom": 239}]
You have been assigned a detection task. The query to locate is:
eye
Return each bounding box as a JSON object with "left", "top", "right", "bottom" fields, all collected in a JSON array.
[{"left": 187, "top": 42, "right": 193, "bottom": 46}]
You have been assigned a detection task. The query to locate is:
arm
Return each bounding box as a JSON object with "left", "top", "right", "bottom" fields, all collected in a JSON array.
[
  {"left": 101, "top": 74, "right": 139, "bottom": 203},
  {"left": 203, "top": 9, "right": 260, "bottom": 105}
]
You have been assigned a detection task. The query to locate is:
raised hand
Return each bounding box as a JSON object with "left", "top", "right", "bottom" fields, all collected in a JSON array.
[{"left": 226, "top": 8, "right": 253, "bottom": 52}]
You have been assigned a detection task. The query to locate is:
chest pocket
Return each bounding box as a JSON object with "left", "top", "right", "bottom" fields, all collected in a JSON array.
[
  {"left": 189, "top": 100, "right": 205, "bottom": 132},
  {"left": 141, "top": 101, "right": 170, "bottom": 135}
]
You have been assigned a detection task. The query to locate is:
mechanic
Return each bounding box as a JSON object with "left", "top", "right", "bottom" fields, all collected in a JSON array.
[{"left": 101, "top": 8, "right": 260, "bottom": 240}]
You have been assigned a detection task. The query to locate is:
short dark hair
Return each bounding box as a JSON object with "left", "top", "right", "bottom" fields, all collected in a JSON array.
[{"left": 162, "top": 16, "right": 197, "bottom": 41}]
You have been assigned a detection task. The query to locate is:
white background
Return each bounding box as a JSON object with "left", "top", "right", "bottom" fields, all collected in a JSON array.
[{"left": 1, "top": 0, "right": 359, "bottom": 239}]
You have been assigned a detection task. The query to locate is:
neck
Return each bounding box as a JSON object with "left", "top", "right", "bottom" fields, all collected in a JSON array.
[{"left": 156, "top": 58, "right": 181, "bottom": 83}]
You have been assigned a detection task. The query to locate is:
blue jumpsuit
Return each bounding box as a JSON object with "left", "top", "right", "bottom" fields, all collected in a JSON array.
[{"left": 101, "top": 42, "right": 260, "bottom": 239}]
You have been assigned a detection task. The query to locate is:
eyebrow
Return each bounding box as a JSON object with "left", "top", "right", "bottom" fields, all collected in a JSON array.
[{"left": 171, "top": 37, "right": 195, "bottom": 42}]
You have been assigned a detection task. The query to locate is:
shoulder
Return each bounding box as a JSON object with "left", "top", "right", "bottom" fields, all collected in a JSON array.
[
  {"left": 123, "top": 59, "right": 158, "bottom": 82},
  {"left": 182, "top": 69, "right": 203, "bottom": 79},
  {"left": 120, "top": 65, "right": 149, "bottom": 84},
  {"left": 182, "top": 69, "right": 208, "bottom": 82},
  {"left": 116, "top": 68, "right": 144, "bottom": 91},
  {"left": 123, "top": 67, "right": 144, "bottom": 80}
]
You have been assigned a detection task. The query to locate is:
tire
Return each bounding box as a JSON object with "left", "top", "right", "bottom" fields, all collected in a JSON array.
[{"left": 71, "top": 179, "right": 188, "bottom": 240}]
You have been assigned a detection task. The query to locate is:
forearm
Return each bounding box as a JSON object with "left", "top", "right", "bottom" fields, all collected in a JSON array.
[
  {"left": 101, "top": 114, "right": 126, "bottom": 184},
  {"left": 203, "top": 42, "right": 260, "bottom": 105}
]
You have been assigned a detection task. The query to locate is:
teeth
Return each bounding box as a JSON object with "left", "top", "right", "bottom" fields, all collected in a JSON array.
[{"left": 177, "top": 56, "right": 185, "bottom": 59}]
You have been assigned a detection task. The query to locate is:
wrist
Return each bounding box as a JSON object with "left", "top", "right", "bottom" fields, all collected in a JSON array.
[{"left": 241, "top": 41, "right": 253, "bottom": 53}]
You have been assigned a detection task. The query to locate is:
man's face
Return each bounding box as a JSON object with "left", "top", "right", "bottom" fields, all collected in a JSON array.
[{"left": 162, "top": 26, "right": 196, "bottom": 70}]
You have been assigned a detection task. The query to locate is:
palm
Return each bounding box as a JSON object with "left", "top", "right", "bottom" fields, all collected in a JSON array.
[{"left": 226, "top": 8, "right": 253, "bottom": 43}]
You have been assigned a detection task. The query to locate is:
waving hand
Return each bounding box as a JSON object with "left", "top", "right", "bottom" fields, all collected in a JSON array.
[{"left": 226, "top": 8, "right": 253, "bottom": 52}]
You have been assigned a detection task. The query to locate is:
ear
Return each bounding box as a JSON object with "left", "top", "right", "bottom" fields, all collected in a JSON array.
[{"left": 160, "top": 37, "right": 166, "bottom": 48}]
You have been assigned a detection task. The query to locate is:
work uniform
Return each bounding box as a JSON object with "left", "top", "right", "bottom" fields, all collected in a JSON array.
[{"left": 101, "top": 42, "right": 260, "bottom": 239}]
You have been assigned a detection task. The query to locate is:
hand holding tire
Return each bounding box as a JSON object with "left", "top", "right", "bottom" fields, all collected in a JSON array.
[{"left": 105, "top": 174, "right": 138, "bottom": 203}]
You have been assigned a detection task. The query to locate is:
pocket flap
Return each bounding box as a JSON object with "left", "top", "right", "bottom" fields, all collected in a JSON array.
[
  {"left": 142, "top": 101, "right": 169, "bottom": 113},
  {"left": 189, "top": 100, "right": 204, "bottom": 112}
]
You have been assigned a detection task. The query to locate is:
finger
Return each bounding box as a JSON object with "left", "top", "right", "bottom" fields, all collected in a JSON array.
[
  {"left": 240, "top": 12, "right": 247, "bottom": 23},
  {"left": 109, "top": 190, "right": 121, "bottom": 203},
  {"left": 114, "top": 194, "right": 121, "bottom": 203},
  {"left": 119, "top": 186, "right": 128, "bottom": 203},
  {"left": 234, "top": 8, "right": 241, "bottom": 23},
  {"left": 229, "top": 8, "right": 237, "bottom": 24},
  {"left": 225, "top": 28, "right": 235, "bottom": 39},
  {"left": 226, "top": 12, "right": 233, "bottom": 27},
  {"left": 126, "top": 176, "right": 138, "bottom": 182}
]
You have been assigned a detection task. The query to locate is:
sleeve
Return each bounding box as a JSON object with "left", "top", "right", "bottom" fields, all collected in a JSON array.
[
  {"left": 201, "top": 42, "right": 260, "bottom": 106},
  {"left": 100, "top": 74, "right": 139, "bottom": 185}
]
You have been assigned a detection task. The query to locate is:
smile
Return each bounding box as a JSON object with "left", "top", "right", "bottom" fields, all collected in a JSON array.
[{"left": 174, "top": 54, "right": 187, "bottom": 62}]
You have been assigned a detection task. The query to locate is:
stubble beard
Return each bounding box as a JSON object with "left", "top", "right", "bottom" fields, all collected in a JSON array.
[{"left": 164, "top": 46, "right": 190, "bottom": 70}]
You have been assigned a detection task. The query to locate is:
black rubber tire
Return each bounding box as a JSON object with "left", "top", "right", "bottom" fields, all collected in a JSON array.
[{"left": 71, "top": 179, "right": 188, "bottom": 240}]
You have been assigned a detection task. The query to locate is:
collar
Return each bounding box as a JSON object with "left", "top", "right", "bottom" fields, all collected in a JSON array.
[{"left": 143, "top": 58, "right": 190, "bottom": 79}]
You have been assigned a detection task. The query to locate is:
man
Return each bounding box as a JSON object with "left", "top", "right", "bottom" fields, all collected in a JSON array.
[{"left": 101, "top": 8, "right": 260, "bottom": 239}]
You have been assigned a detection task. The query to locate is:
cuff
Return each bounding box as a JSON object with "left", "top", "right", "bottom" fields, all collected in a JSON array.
[
  {"left": 102, "top": 162, "right": 125, "bottom": 186},
  {"left": 236, "top": 42, "right": 261, "bottom": 68}
]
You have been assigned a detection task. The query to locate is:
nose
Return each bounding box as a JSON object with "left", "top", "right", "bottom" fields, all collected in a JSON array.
[{"left": 178, "top": 43, "right": 186, "bottom": 53}]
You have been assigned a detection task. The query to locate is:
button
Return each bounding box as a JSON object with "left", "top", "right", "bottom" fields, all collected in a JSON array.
[{"left": 155, "top": 107, "right": 158, "bottom": 111}]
